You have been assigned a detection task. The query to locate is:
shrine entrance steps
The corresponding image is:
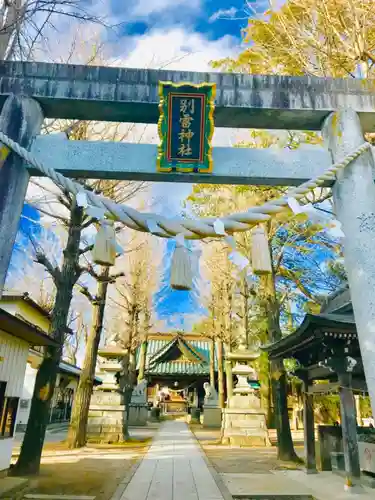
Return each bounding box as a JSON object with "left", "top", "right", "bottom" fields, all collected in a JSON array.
[{"left": 115, "top": 420, "right": 226, "bottom": 500}]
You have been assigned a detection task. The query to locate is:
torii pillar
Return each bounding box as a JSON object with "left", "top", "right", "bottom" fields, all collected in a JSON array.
[
  {"left": 323, "top": 108, "right": 375, "bottom": 421},
  {"left": 0, "top": 95, "right": 44, "bottom": 297}
]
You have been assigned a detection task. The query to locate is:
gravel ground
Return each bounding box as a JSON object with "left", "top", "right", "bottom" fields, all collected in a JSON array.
[
  {"left": 191, "top": 425, "right": 304, "bottom": 474},
  {"left": 10, "top": 426, "right": 159, "bottom": 500}
]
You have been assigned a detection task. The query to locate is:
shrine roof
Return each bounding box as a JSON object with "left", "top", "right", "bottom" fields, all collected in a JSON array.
[
  {"left": 262, "top": 313, "right": 364, "bottom": 383},
  {"left": 263, "top": 313, "right": 356, "bottom": 361},
  {"left": 321, "top": 283, "right": 352, "bottom": 314},
  {"left": 136, "top": 335, "right": 217, "bottom": 376}
]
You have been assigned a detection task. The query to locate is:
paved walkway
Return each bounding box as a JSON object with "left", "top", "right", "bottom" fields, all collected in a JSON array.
[{"left": 120, "top": 421, "right": 224, "bottom": 500}]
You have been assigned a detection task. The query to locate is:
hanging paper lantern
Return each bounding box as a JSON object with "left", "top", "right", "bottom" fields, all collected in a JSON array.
[
  {"left": 251, "top": 225, "right": 272, "bottom": 275},
  {"left": 170, "top": 239, "right": 193, "bottom": 291},
  {"left": 92, "top": 219, "right": 116, "bottom": 266}
]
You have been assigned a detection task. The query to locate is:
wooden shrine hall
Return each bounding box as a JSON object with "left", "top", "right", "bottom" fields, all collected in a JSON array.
[
  {"left": 264, "top": 284, "right": 371, "bottom": 485},
  {"left": 136, "top": 334, "right": 217, "bottom": 414}
]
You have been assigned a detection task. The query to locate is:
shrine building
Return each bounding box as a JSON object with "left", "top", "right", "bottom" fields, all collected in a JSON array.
[
  {"left": 136, "top": 334, "right": 217, "bottom": 414},
  {"left": 264, "top": 284, "right": 374, "bottom": 480}
]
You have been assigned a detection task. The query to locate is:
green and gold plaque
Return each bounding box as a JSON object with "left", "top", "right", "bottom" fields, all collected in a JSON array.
[{"left": 157, "top": 81, "right": 216, "bottom": 173}]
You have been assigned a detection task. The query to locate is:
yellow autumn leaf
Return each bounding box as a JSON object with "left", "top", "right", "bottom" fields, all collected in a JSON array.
[{"left": 39, "top": 383, "right": 51, "bottom": 401}]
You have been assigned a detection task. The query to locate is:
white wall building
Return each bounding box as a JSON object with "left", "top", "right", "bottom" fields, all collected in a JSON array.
[
  {"left": 16, "top": 357, "right": 101, "bottom": 430},
  {"left": 0, "top": 300, "right": 57, "bottom": 472},
  {"left": 1, "top": 293, "right": 102, "bottom": 471}
]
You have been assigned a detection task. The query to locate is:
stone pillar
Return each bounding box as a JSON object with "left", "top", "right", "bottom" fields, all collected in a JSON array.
[
  {"left": 0, "top": 95, "right": 44, "bottom": 296},
  {"left": 128, "top": 379, "right": 148, "bottom": 426},
  {"left": 338, "top": 370, "right": 361, "bottom": 485},
  {"left": 322, "top": 109, "right": 375, "bottom": 420},
  {"left": 203, "top": 382, "right": 221, "bottom": 428},
  {"left": 300, "top": 374, "right": 317, "bottom": 473},
  {"left": 225, "top": 359, "right": 233, "bottom": 400}
]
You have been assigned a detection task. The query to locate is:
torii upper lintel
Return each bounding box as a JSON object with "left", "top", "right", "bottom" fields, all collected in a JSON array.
[{"left": 1, "top": 61, "right": 375, "bottom": 131}]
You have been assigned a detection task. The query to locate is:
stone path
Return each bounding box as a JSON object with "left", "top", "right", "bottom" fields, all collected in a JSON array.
[{"left": 119, "top": 421, "right": 224, "bottom": 500}]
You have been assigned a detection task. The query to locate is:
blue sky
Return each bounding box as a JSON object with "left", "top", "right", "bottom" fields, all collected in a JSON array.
[
  {"left": 104, "top": 1, "right": 276, "bottom": 65},
  {"left": 42, "top": 1, "right": 284, "bottom": 78},
  {"left": 42, "top": 0, "right": 280, "bottom": 71},
  {"left": 6, "top": 204, "right": 41, "bottom": 288},
  {"left": 114, "top": 1, "right": 253, "bottom": 41},
  {"left": 154, "top": 239, "right": 206, "bottom": 330}
]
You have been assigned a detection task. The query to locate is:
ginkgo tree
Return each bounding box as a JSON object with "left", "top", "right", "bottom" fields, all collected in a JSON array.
[
  {"left": 198, "top": 239, "right": 241, "bottom": 408},
  {"left": 214, "top": 0, "right": 375, "bottom": 79},
  {"left": 189, "top": 180, "right": 344, "bottom": 459},
  {"left": 188, "top": 126, "right": 344, "bottom": 460},
  {"left": 199, "top": 0, "right": 369, "bottom": 460}
]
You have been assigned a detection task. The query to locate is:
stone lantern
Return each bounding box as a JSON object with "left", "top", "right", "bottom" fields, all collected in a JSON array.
[
  {"left": 86, "top": 342, "right": 128, "bottom": 443},
  {"left": 222, "top": 333, "right": 271, "bottom": 446}
]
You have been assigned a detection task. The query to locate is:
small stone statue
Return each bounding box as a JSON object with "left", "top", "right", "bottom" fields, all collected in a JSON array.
[
  {"left": 105, "top": 330, "right": 120, "bottom": 346},
  {"left": 203, "top": 382, "right": 219, "bottom": 407}
]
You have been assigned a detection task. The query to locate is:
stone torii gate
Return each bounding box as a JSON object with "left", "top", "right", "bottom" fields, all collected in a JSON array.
[{"left": 1, "top": 61, "right": 375, "bottom": 425}]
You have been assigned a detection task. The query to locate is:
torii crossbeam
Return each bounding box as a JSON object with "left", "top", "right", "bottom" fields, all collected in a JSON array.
[
  {"left": 1, "top": 61, "right": 375, "bottom": 129},
  {"left": 2, "top": 61, "right": 375, "bottom": 184}
]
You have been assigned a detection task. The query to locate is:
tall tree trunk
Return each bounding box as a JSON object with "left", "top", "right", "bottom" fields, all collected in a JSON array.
[
  {"left": 259, "top": 351, "right": 271, "bottom": 425},
  {"left": 0, "top": 0, "right": 24, "bottom": 59},
  {"left": 11, "top": 203, "right": 83, "bottom": 475},
  {"left": 138, "top": 337, "right": 148, "bottom": 382},
  {"left": 243, "top": 279, "right": 250, "bottom": 347},
  {"left": 209, "top": 339, "right": 215, "bottom": 387},
  {"left": 66, "top": 266, "right": 110, "bottom": 448},
  {"left": 267, "top": 367, "right": 273, "bottom": 428},
  {"left": 261, "top": 274, "right": 300, "bottom": 462},
  {"left": 124, "top": 350, "right": 136, "bottom": 439},
  {"left": 217, "top": 339, "right": 225, "bottom": 408},
  {"left": 117, "top": 352, "right": 132, "bottom": 441},
  {"left": 123, "top": 309, "right": 137, "bottom": 439}
]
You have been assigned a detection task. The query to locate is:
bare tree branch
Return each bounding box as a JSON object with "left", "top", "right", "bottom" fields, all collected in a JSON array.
[
  {"left": 34, "top": 250, "right": 60, "bottom": 283},
  {"left": 75, "top": 282, "right": 95, "bottom": 303}
]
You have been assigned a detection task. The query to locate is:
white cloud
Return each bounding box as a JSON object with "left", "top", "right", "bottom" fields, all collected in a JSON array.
[
  {"left": 130, "top": 0, "right": 201, "bottom": 17},
  {"left": 118, "top": 26, "right": 236, "bottom": 72},
  {"left": 209, "top": 7, "right": 238, "bottom": 23}
]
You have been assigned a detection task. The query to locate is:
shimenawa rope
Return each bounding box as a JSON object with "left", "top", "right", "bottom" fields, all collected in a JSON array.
[{"left": 0, "top": 130, "right": 370, "bottom": 240}]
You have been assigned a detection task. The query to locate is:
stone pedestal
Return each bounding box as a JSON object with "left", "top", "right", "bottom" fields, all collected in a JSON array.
[
  {"left": 203, "top": 407, "right": 222, "bottom": 428},
  {"left": 128, "top": 379, "right": 148, "bottom": 426},
  {"left": 203, "top": 382, "right": 222, "bottom": 428},
  {"left": 87, "top": 343, "right": 128, "bottom": 443},
  {"left": 222, "top": 351, "right": 270, "bottom": 447},
  {"left": 222, "top": 394, "right": 270, "bottom": 446},
  {"left": 87, "top": 391, "right": 127, "bottom": 443},
  {"left": 128, "top": 404, "right": 148, "bottom": 426}
]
